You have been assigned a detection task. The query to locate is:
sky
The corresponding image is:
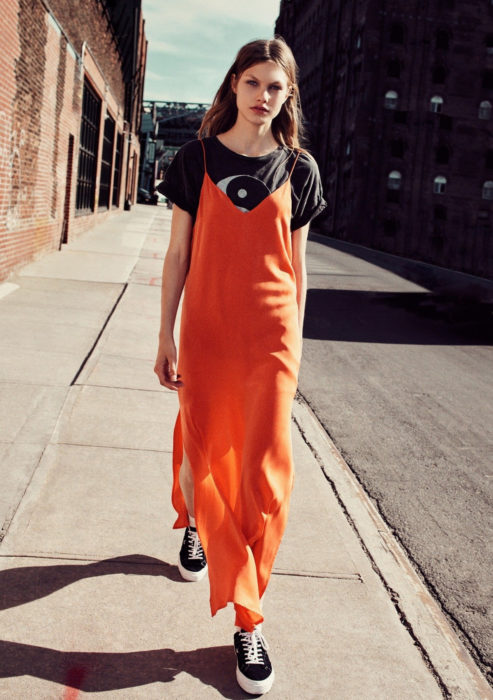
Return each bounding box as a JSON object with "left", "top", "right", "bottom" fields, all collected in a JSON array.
[{"left": 141, "top": 0, "right": 282, "bottom": 104}]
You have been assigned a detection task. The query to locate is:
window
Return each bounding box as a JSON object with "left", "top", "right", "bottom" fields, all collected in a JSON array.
[
  {"left": 439, "top": 114, "right": 452, "bottom": 130},
  {"left": 434, "top": 205, "right": 447, "bottom": 220},
  {"left": 387, "top": 170, "right": 402, "bottom": 190},
  {"left": 345, "top": 139, "right": 351, "bottom": 156},
  {"left": 387, "top": 59, "right": 401, "bottom": 78},
  {"left": 479, "top": 100, "right": 492, "bottom": 119},
  {"left": 384, "top": 90, "right": 398, "bottom": 109},
  {"left": 98, "top": 112, "right": 115, "bottom": 210},
  {"left": 433, "top": 175, "right": 447, "bottom": 194},
  {"left": 476, "top": 212, "right": 491, "bottom": 236},
  {"left": 486, "top": 35, "right": 493, "bottom": 55},
  {"left": 355, "top": 33, "right": 362, "bottom": 49},
  {"left": 390, "top": 22, "right": 404, "bottom": 44},
  {"left": 482, "top": 71, "right": 493, "bottom": 89},
  {"left": 435, "top": 29, "right": 450, "bottom": 50},
  {"left": 432, "top": 64, "right": 447, "bottom": 84},
  {"left": 76, "top": 78, "right": 101, "bottom": 213},
  {"left": 390, "top": 139, "right": 405, "bottom": 157},
  {"left": 430, "top": 95, "right": 444, "bottom": 113},
  {"left": 112, "top": 131, "right": 123, "bottom": 207},
  {"left": 482, "top": 181, "right": 493, "bottom": 200},
  {"left": 383, "top": 218, "right": 398, "bottom": 235},
  {"left": 436, "top": 145, "right": 450, "bottom": 164}
]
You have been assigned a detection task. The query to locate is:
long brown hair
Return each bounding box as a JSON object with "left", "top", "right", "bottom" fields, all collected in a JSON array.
[{"left": 198, "top": 37, "right": 304, "bottom": 149}]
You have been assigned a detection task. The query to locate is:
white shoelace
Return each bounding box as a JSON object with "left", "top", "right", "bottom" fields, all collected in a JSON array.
[
  {"left": 238, "top": 628, "right": 269, "bottom": 665},
  {"left": 187, "top": 528, "right": 205, "bottom": 560}
]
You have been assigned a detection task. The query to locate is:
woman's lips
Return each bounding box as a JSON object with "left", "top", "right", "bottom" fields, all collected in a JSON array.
[{"left": 251, "top": 106, "right": 269, "bottom": 114}]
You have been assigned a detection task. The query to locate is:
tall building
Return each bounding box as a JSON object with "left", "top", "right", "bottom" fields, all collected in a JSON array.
[
  {"left": 0, "top": 0, "right": 147, "bottom": 280},
  {"left": 276, "top": 0, "right": 493, "bottom": 278}
]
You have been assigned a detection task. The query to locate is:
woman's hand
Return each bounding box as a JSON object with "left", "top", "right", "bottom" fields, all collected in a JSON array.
[{"left": 154, "top": 337, "right": 184, "bottom": 390}]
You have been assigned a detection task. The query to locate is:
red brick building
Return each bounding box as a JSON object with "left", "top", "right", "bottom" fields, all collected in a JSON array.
[
  {"left": 276, "top": 0, "right": 493, "bottom": 279},
  {"left": 0, "top": 0, "right": 147, "bottom": 280}
]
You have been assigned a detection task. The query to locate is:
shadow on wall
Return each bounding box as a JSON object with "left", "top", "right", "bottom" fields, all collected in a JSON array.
[
  {"left": 303, "top": 289, "right": 493, "bottom": 346},
  {"left": 309, "top": 232, "right": 493, "bottom": 304}
]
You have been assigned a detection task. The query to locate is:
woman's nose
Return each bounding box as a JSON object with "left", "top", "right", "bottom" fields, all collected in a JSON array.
[{"left": 257, "top": 89, "right": 269, "bottom": 103}]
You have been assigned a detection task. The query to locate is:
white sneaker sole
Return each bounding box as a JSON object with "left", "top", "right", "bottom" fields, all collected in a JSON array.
[
  {"left": 236, "top": 665, "right": 275, "bottom": 695},
  {"left": 177, "top": 560, "right": 208, "bottom": 582}
]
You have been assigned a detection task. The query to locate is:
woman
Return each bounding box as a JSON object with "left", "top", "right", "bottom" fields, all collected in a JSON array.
[{"left": 154, "top": 37, "right": 326, "bottom": 695}]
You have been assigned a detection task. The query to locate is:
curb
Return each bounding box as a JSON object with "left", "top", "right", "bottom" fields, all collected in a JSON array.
[{"left": 292, "top": 394, "right": 493, "bottom": 700}]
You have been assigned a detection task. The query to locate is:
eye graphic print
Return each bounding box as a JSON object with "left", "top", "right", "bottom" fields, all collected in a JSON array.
[{"left": 216, "top": 175, "right": 271, "bottom": 212}]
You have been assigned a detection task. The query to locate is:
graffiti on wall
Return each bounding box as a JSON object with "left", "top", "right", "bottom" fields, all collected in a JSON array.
[{"left": 0, "top": 110, "right": 26, "bottom": 231}]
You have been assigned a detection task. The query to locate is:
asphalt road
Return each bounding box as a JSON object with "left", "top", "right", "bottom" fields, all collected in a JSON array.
[{"left": 299, "top": 234, "right": 493, "bottom": 680}]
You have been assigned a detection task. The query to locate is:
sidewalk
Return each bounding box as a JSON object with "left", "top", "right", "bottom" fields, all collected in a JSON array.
[{"left": 0, "top": 205, "right": 490, "bottom": 698}]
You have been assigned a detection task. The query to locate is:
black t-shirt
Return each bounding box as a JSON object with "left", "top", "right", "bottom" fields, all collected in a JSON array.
[{"left": 157, "top": 137, "right": 327, "bottom": 231}]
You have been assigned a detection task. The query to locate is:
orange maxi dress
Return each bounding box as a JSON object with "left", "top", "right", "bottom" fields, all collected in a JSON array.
[{"left": 172, "top": 141, "right": 301, "bottom": 631}]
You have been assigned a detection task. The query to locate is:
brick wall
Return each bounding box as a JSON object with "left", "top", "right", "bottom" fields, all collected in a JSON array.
[{"left": 0, "top": 0, "right": 143, "bottom": 281}]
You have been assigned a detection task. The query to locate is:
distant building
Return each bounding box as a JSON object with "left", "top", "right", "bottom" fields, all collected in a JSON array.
[
  {"left": 0, "top": 0, "right": 147, "bottom": 280},
  {"left": 276, "top": 0, "right": 493, "bottom": 279},
  {"left": 139, "top": 101, "right": 209, "bottom": 191}
]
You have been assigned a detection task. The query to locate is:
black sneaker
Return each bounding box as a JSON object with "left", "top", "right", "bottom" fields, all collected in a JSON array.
[
  {"left": 234, "top": 627, "right": 275, "bottom": 695},
  {"left": 178, "top": 526, "right": 208, "bottom": 582}
]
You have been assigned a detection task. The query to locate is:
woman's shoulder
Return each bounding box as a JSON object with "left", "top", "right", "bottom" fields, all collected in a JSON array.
[
  {"left": 176, "top": 138, "right": 205, "bottom": 159},
  {"left": 291, "top": 149, "right": 320, "bottom": 175}
]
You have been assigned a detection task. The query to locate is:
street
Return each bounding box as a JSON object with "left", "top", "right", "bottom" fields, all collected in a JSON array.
[
  {"left": 0, "top": 204, "right": 491, "bottom": 696},
  {"left": 300, "top": 233, "right": 493, "bottom": 676}
]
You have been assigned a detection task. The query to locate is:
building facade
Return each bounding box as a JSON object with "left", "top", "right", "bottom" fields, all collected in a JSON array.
[
  {"left": 139, "top": 101, "right": 210, "bottom": 193},
  {"left": 0, "top": 0, "right": 147, "bottom": 281},
  {"left": 276, "top": 0, "right": 493, "bottom": 279}
]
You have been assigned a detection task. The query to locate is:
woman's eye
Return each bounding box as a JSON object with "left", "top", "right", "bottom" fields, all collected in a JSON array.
[
  {"left": 247, "top": 80, "right": 257, "bottom": 86},
  {"left": 270, "top": 85, "right": 282, "bottom": 91}
]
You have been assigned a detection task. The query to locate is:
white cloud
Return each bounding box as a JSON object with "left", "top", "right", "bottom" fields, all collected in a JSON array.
[{"left": 141, "top": 0, "right": 281, "bottom": 102}]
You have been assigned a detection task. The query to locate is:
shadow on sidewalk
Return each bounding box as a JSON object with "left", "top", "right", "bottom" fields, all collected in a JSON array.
[
  {"left": 0, "top": 555, "right": 182, "bottom": 611},
  {"left": 0, "top": 640, "right": 250, "bottom": 698}
]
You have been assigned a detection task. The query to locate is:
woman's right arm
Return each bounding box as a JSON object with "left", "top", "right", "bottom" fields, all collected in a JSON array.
[{"left": 154, "top": 205, "right": 193, "bottom": 390}]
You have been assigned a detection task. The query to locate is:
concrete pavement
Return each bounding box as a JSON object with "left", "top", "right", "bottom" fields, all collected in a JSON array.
[{"left": 0, "top": 205, "right": 490, "bottom": 698}]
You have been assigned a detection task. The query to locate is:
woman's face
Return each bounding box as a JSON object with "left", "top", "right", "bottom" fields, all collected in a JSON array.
[{"left": 232, "top": 60, "right": 291, "bottom": 127}]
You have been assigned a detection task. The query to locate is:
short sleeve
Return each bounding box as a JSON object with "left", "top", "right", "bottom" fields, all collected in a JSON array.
[
  {"left": 290, "top": 153, "right": 327, "bottom": 231},
  {"left": 155, "top": 139, "right": 204, "bottom": 218}
]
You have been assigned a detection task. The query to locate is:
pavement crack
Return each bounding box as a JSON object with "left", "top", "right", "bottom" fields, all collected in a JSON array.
[{"left": 70, "top": 283, "right": 128, "bottom": 386}]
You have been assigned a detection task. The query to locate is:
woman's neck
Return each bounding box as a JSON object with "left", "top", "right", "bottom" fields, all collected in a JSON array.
[{"left": 217, "top": 121, "right": 279, "bottom": 157}]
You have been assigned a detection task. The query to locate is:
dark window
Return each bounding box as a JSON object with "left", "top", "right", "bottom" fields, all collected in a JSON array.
[
  {"left": 432, "top": 64, "right": 447, "bottom": 83},
  {"left": 393, "top": 110, "right": 407, "bottom": 124},
  {"left": 436, "top": 145, "right": 450, "bottom": 164},
  {"left": 482, "top": 70, "right": 493, "bottom": 89},
  {"left": 76, "top": 79, "right": 101, "bottom": 213},
  {"left": 112, "top": 131, "right": 123, "bottom": 207},
  {"left": 390, "top": 22, "right": 404, "bottom": 44},
  {"left": 434, "top": 205, "right": 447, "bottom": 220},
  {"left": 98, "top": 113, "right": 115, "bottom": 210},
  {"left": 387, "top": 59, "right": 401, "bottom": 78},
  {"left": 386, "top": 188, "right": 400, "bottom": 203},
  {"left": 439, "top": 114, "right": 452, "bottom": 130},
  {"left": 486, "top": 149, "right": 493, "bottom": 169},
  {"left": 476, "top": 212, "right": 491, "bottom": 235},
  {"left": 390, "top": 139, "right": 405, "bottom": 157},
  {"left": 383, "top": 217, "right": 399, "bottom": 235},
  {"left": 435, "top": 30, "right": 450, "bottom": 50}
]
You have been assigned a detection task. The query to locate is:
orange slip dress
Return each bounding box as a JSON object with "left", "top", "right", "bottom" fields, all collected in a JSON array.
[{"left": 171, "top": 140, "right": 301, "bottom": 630}]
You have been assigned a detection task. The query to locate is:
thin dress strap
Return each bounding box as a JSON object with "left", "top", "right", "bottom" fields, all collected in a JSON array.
[
  {"left": 288, "top": 150, "right": 300, "bottom": 178},
  {"left": 199, "top": 138, "right": 207, "bottom": 174}
]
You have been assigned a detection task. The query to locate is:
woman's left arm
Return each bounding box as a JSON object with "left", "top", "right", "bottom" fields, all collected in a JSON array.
[{"left": 292, "top": 223, "right": 310, "bottom": 340}]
